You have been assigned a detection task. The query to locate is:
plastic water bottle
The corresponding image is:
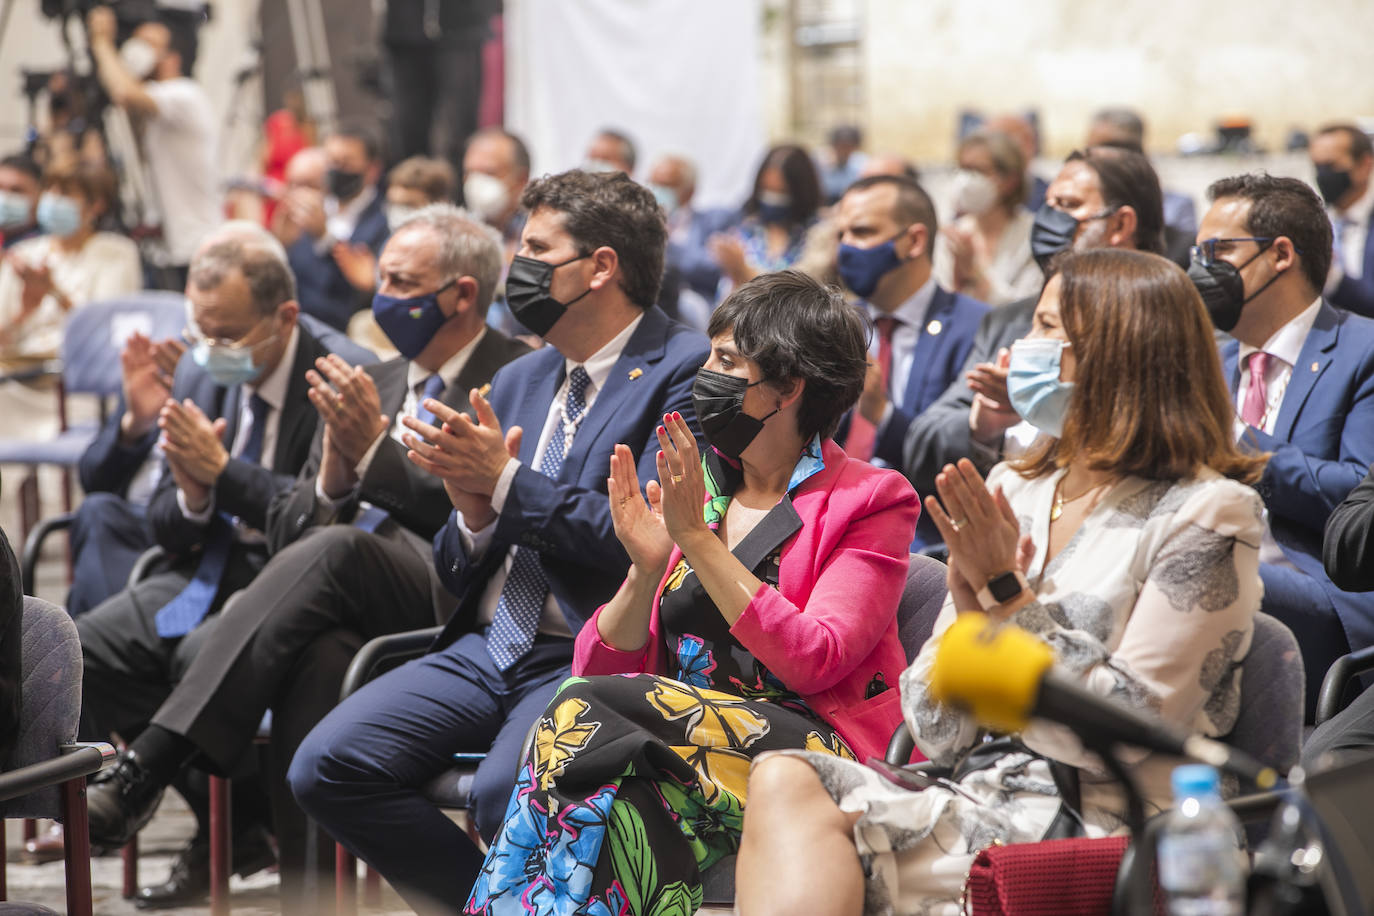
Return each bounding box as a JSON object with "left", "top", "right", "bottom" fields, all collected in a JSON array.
[{"left": 1157, "top": 764, "right": 1247, "bottom": 916}]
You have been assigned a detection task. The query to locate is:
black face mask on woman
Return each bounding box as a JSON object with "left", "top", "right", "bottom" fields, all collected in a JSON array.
[{"left": 691, "top": 368, "right": 778, "bottom": 459}]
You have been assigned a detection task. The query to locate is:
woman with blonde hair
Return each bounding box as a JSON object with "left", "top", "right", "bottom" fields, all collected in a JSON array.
[{"left": 737, "top": 248, "right": 1269, "bottom": 916}]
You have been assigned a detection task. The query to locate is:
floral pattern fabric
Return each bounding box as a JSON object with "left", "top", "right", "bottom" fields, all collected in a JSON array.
[{"left": 464, "top": 437, "right": 856, "bottom": 916}]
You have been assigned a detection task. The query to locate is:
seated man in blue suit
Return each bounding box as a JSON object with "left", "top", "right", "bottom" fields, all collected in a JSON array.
[
  {"left": 647, "top": 152, "right": 733, "bottom": 309},
  {"left": 1191, "top": 173, "right": 1374, "bottom": 720},
  {"left": 833, "top": 175, "right": 989, "bottom": 472},
  {"left": 902, "top": 146, "right": 1169, "bottom": 550},
  {"left": 285, "top": 120, "right": 390, "bottom": 331},
  {"left": 287, "top": 169, "right": 709, "bottom": 914},
  {"left": 1311, "top": 123, "right": 1374, "bottom": 319},
  {"left": 68, "top": 331, "right": 185, "bottom": 616}
]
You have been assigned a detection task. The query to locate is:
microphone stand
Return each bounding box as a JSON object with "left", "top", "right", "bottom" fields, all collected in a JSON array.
[{"left": 1078, "top": 739, "right": 1154, "bottom": 916}]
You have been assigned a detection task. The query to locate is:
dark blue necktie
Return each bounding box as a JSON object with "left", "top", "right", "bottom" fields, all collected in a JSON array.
[
  {"left": 354, "top": 373, "right": 447, "bottom": 533},
  {"left": 154, "top": 392, "right": 269, "bottom": 638},
  {"left": 487, "top": 366, "right": 590, "bottom": 669}
]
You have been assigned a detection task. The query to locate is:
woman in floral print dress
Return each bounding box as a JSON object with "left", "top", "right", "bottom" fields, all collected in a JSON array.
[
  {"left": 736, "top": 250, "right": 1270, "bottom": 916},
  {"left": 464, "top": 271, "right": 920, "bottom": 915}
]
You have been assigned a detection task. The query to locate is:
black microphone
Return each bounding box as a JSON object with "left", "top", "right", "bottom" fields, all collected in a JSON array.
[{"left": 928, "top": 614, "right": 1279, "bottom": 788}]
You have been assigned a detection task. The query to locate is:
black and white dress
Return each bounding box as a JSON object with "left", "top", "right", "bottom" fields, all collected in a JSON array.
[{"left": 780, "top": 463, "right": 1265, "bottom": 916}]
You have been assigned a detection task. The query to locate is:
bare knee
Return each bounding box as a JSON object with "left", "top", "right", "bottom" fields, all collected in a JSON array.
[{"left": 745, "top": 754, "right": 831, "bottom": 814}]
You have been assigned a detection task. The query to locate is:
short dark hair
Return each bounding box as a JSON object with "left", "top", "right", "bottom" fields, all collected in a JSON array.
[
  {"left": 387, "top": 156, "right": 456, "bottom": 202},
  {"left": 843, "top": 174, "right": 939, "bottom": 257},
  {"left": 330, "top": 118, "right": 382, "bottom": 163},
  {"left": 1090, "top": 107, "right": 1146, "bottom": 151},
  {"left": 466, "top": 127, "right": 531, "bottom": 174},
  {"left": 1206, "top": 173, "right": 1332, "bottom": 295},
  {"left": 829, "top": 125, "right": 862, "bottom": 147},
  {"left": 521, "top": 169, "right": 666, "bottom": 309},
  {"left": 707, "top": 270, "right": 868, "bottom": 442},
  {"left": 1066, "top": 146, "right": 1165, "bottom": 255},
  {"left": 745, "top": 144, "right": 823, "bottom": 227},
  {"left": 1315, "top": 123, "right": 1374, "bottom": 163},
  {"left": 0, "top": 153, "right": 41, "bottom": 184},
  {"left": 596, "top": 129, "right": 637, "bottom": 172}
]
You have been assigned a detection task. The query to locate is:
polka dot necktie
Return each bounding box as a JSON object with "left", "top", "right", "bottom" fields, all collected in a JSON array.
[{"left": 486, "top": 366, "right": 591, "bottom": 670}]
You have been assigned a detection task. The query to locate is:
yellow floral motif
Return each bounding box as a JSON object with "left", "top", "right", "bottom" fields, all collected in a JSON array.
[
  {"left": 646, "top": 680, "right": 770, "bottom": 749},
  {"left": 662, "top": 558, "right": 691, "bottom": 594},
  {"left": 534, "top": 698, "right": 603, "bottom": 791},
  {"left": 804, "top": 730, "right": 857, "bottom": 761},
  {"left": 668, "top": 745, "right": 752, "bottom": 805}
]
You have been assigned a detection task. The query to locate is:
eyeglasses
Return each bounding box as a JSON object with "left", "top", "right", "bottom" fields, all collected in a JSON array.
[
  {"left": 183, "top": 301, "right": 274, "bottom": 352},
  {"left": 1190, "top": 237, "right": 1273, "bottom": 267}
]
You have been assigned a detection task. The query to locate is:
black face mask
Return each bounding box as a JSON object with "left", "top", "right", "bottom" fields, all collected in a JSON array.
[
  {"left": 505, "top": 253, "right": 591, "bottom": 337},
  {"left": 1029, "top": 205, "right": 1082, "bottom": 272},
  {"left": 1315, "top": 164, "right": 1353, "bottom": 207},
  {"left": 327, "top": 168, "right": 365, "bottom": 200},
  {"left": 692, "top": 368, "right": 778, "bottom": 459},
  {"left": 1186, "top": 243, "right": 1277, "bottom": 333}
]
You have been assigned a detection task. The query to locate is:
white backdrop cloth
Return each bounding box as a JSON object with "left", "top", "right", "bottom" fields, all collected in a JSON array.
[{"left": 505, "top": 0, "right": 763, "bottom": 210}]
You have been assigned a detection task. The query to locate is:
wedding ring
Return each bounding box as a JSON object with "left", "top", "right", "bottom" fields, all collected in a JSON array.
[
  {"left": 671, "top": 474, "right": 684, "bottom": 484},
  {"left": 952, "top": 517, "right": 969, "bottom": 531}
]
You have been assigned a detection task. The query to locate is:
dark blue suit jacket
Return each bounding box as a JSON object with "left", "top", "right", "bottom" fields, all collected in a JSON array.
[
  {"left": 432, "top": 307, "right": 710, "bottom": 649},
  {"left": 79, "top": 397, "right": 158, "bottom": 499},
  {"left": 666, "top": 206, "right": 734, "bottom": 301},
  {"left": 1224, "top": 300, "right": 1374, "bottom": 651},
  {"left": 1328, "top": 211, "right": 1374, "bottom": 319},
  {"left": 287, "top": 190, "right": 390, "bottom": 332},
  {"left": 858, "top": 285, "right": 989, "bottom": 467}
]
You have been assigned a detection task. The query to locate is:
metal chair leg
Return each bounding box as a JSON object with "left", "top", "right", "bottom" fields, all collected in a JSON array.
[
  {"left": 209, "top": 773, "right": 232, "bottom": 916},
  {"left": 335, "top": 843, "right": 358, "bottom": 915},
  {"left": 61, "top": 777, "right": 94, "bottom": 916}
]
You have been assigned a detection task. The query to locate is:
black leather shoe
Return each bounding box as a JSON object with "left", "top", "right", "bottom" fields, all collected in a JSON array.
[
  {"left": 134, "top": 825, "right": 277, "bottom": 910},
  {"left": 85, "top": 749, "right": 166, "bottom": 848}
]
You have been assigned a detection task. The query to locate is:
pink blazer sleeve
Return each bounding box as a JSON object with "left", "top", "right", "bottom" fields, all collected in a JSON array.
[{"left": 571, "top": 550, "right": 678, "bottom": 676}]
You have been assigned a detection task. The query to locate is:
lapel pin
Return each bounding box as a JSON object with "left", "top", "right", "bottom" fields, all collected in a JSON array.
[
  {"left": 628, "top": 367, "right": 643, "bottom": 380},
  {"left": 926, "top": 319, "right": 943, "bottom": 336},
  {"left": 1311, "top": 362, "right": 1319, "bottom": 373}
]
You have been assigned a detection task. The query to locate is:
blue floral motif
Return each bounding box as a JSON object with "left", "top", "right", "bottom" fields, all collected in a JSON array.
[
  {"left": 673, "top": 634, "right": 717, "bottom": 688},
  {"left": 465, "top": 765, "right": 554, "bottom": 914}
]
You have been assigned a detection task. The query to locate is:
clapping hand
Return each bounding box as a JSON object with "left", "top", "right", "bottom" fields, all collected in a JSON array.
[
  {"left": 653, "top": 411, "right": 709, "bottom": 550},
  {"left": 305, "top": 355, "right": 387, "bottom": 466},
  {"left": 401, "top": 389, "right": 522, "bottom": 527},
  {"left": 332, "top": 242, "right": 377, "bottom": 292},
  {"left": 924, "top": 458, "right": 1033, "bottom": 617},
  {"left": 608, "top": 442, "right": 673, "bottom": 575},
  {"left": 120, "top": 333, "right": 186, "bottom": 440},
  {"left": 967, "top": 348, "right": 1021, "bottom": 445}
]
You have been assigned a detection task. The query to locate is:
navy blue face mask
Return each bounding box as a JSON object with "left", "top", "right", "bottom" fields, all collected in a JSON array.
[
  {"left": 372, "top": 279, "right": 455, "bottom": 360},
  {"left": 837, "top": 232, "right": 906, "bottom": 298}
]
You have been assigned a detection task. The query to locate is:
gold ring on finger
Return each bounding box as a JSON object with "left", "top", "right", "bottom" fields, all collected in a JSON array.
[
  {"left": 672, "top": 474, "right": 684, "bottom": 484},
  {"left": 952, "top": 517, "right": 969, "bottom": 531}
]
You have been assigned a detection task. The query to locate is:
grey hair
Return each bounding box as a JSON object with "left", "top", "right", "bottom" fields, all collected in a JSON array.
[
  {"left": 1090, "top": 107, "right": 1146, "bottom": 149},
  {"left": 393, "top": 202, "right": 504, "bottom": 313},
  {"left": 189, "top": 222, "right": 296, "bottom": 316}
]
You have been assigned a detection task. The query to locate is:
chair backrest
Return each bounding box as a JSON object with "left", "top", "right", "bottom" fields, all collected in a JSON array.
[
  {"left": 1228, "top": 612, "right": 1304, "bottom": 780},
  {"left": 897, "top": 553, "right": 948, "bottom": 663},
  {"left": 0, "top": 598, "right": 82, "bottom": 818},
  {"left": 59, "top": 292, "right": 187, "bottom": 397},
  {"left": 298, "top": 313, "right": 377, "bottom": 368}
]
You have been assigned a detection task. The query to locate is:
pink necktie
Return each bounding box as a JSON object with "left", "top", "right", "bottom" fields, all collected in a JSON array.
[
  {"left": 844, "top": 317, "right": 899, "bottom": 461},
  {"left": 1241, "top": 351, "right": 1271, "bottom": 428}
]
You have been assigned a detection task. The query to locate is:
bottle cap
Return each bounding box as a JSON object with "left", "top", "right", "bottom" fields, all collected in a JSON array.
[{"left": 1172, "top": 763, "right": 1221, "bottom": 800}]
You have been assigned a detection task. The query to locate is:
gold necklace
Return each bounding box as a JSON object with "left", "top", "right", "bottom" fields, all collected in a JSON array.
[{"left": 1050, "top": 478, "right": 1104, "bottom": 521}]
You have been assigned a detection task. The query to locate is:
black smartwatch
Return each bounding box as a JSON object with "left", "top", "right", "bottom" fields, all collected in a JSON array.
[{"left": 976, "top": 570, "right": 1028, "bottom": 610}]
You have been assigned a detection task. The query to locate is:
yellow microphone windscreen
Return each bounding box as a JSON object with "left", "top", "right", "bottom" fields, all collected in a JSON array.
[{"left": 928, "top": 613, "right": 1055, "bottom": 733}]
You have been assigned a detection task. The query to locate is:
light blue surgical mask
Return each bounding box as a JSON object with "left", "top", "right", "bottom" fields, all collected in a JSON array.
[
  {"left": 649, "top": 183, "right": 679, "bottom": 215},
  {"left": 36, "top": 192, "right": 83, "bottom": 237},
  {"left": 0, "top": 190, "right": 32, "bottom": 230},
  {"left": 192, "top": 343, "right": 261, "bottom": 388},
  {"left": 1007, "top": 338, "right": 1074, "bottom": 437}
]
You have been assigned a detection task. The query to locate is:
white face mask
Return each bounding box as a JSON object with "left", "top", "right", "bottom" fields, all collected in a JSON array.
[
  {"left": 120, "top": 37, "right": 160, "bottom": 80},
  {"left": 950, "top": 169, "right": 1000, "bottom": 217},
  {"left": 462, "top": 172, "right": 510, "bottom": 225},
  {"left": 386, "top": 203, "right": 419, "bottom": 233}
]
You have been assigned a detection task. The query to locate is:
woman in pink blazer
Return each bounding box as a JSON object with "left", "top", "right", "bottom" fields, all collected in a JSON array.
[{"left": 464, "top": 270, "right": 919, "bottom": 916}]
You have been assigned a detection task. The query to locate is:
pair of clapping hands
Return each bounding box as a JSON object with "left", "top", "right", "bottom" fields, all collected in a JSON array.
[
  {"left": 304, "top": 355, "right": 516, "bottom": 529},
  {"left": 924, "top": 458, "right": 1036, "bottom": 617},
  {"left": 606, "top": 412, "right": 710, "bottom": 576}
]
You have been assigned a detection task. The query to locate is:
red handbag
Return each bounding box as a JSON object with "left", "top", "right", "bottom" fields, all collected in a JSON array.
[{"left": 962, "top": 836, "right": 1164, "bottom": 916}]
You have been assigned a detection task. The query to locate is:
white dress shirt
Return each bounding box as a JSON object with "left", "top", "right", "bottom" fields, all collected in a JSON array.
[
  {"left": 177, "top": 324, "right": 301, "bottom": 537},
  {"left": 1331, "top": 181, "right": 1374, "bottom": 282},
  {"left": 1235, "top": 297, "right": 1322, "bottom": 569},
  {"left": 460, "top": 314, "right": 644, "bottom": 637}
]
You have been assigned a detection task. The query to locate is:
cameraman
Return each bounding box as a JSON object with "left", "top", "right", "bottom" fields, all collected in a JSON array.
[{"left": 86, "top": 5, "right": 218, "bottom": 290}]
